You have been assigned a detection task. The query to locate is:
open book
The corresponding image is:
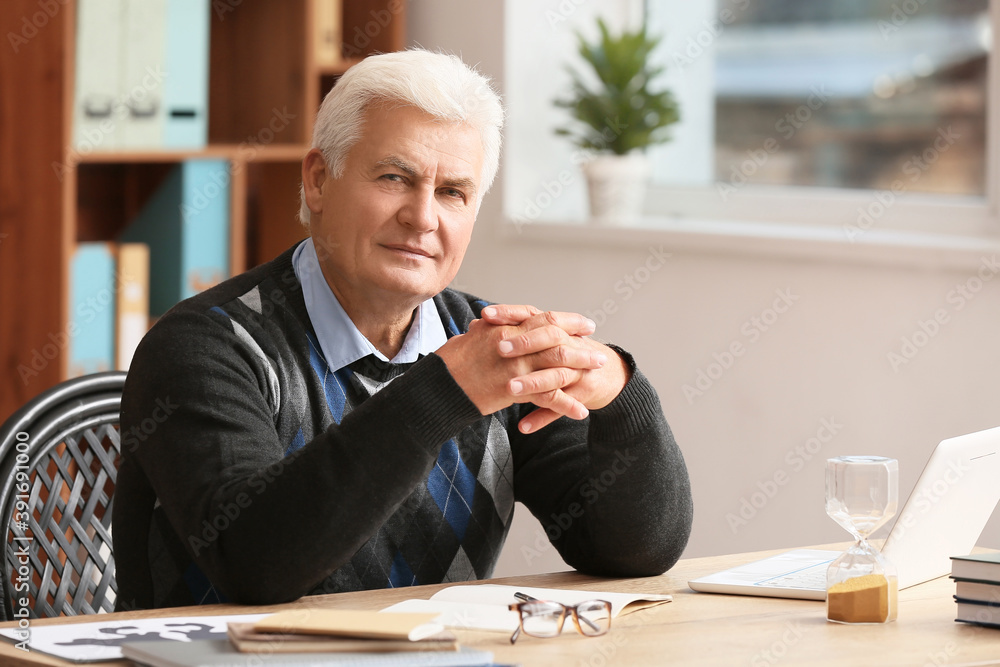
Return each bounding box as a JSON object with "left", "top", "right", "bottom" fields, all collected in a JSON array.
[{"left": 381, "top": 584, "right": 672, "bottom": 633}]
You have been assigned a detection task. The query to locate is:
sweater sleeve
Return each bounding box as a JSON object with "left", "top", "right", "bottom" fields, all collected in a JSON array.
[
  {"left": 121, "top": 308, "right": 482, "bottom": 605},
  {"left": 510, "top": 347, "right": 693, "bottom": 577}
]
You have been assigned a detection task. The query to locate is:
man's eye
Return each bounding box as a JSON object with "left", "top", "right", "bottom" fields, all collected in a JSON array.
[
  {"left": 382, "top": 173, "right": 405, "bottom": 182},
  {"left": 441, "top": 188, "right": 465, "bottom": 200}
]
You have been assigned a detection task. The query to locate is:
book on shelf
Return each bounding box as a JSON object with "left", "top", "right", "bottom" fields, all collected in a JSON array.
[
  {"left": 115, "top": 243, "right": 150, "bottom": 370},
  {"left": 163, "top": 0, "right": 210, "bottom": 148},
  {"left": 73, "top": 0, "right": 210, "bottom": 150},
  {"left": 313, "top": 0, "right": 343, "bottom": 68},
  {"left": 120, "top": 0, "right": 167, "bottom": 148},
  {"left": 68, "top": 242, "right": 117, "bottom": 378},
  {"left": 951, "top": 552, "right": 1000, "bottom": 583},
  {"left": 74, "top": 0, "right": 125, "bottom": 150},
  {"left": 120, "top": 159, "right": 231, "bottom": 317},
  {"left": 228, "top": 609, "right": 458, "bottom": 654}
]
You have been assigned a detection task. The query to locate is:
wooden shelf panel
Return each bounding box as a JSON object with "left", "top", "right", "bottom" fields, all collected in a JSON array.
[
  {"left": 209, "top": 0, "right": 310, "bottom": 145},
  {"left": 0, "top": 0, "right": 407, "bottom": 419},
  {"left": 74, "top": 144, "right": 309, "bottom": 164},
  {"left": 245, "top": 161, "right": 309, "bottom": 269}
]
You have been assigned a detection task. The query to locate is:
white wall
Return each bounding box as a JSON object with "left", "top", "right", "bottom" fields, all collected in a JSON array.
[{"left": 409, "top": 1, "right": 1000, "bottom": 578}]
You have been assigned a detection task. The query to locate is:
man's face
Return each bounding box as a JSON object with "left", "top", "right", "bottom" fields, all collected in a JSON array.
[{"left": 307, "top": 104, "right": 483, "bottom": 310}]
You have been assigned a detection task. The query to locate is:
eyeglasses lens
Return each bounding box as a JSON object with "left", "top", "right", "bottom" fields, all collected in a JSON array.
[
  {"left": 521, "top": 601, "right": 565, "bottom": 637},
  {"left": 575, "top": 600, "right": 611, "bottom": 636}
]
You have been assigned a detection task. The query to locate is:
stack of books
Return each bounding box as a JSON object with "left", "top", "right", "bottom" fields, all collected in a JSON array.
[
  {"left": 227, "top": 609, "right": 456, "bottom": 653},
  {"left": 951, "top": 552, "right": 1000, "bottom": 628},
  {"left": 68, "top": 159, "right": 230, "bottom": 377}
]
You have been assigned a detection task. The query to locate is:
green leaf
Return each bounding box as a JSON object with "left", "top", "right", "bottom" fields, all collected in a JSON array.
[{"left": 552, "top": 17, "right": 680, "bottom": 153}]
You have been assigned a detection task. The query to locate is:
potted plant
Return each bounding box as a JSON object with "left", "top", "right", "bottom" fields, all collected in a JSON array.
[{"left": 554, "top": 18, "right": 680, "bottom": 225}]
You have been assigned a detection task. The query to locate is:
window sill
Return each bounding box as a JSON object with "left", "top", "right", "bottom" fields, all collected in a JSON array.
[{"left": 501, "top": 216, "right": 1000, "bottom": 273}]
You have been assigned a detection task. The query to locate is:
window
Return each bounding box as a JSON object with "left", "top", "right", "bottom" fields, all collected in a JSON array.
[{"left": 505, "top": 0, "right": 998, "bottom": 250}]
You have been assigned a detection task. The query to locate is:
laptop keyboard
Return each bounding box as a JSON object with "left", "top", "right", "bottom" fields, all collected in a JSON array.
[{"left": 757, "top": 562, "right": 829, "bottom": 590}]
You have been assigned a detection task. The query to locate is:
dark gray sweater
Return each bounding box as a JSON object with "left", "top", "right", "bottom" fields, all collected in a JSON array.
[{"left": 112, "top": 244, "right": 693, "bottom": 610}]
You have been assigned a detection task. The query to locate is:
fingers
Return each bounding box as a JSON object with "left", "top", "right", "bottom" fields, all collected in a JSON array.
[
  {"left": 499, "top": 326, "right": 606, "bottom": 369},
  {"left": 480, "top": 304, "right": 541, "bottom": 325},
  {"left": 482, "top": 305, "right": 596, "bottom": 337},
  {"left": 509, "top": 367, "right": 583, "bottom": 398},
  {"left": 517, "top": 407, "right": 567, "bottom": 434},
  {"left": 515, "top": 387, "right": 588, "bottom": 431}
]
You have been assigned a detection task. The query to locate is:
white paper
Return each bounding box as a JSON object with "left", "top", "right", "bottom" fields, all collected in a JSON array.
[
  {"left": 381, "top": 584, "right": 672, "bottom": 633},
  {"left": 0, "top": 613, "right": 267, "bottom": 663}
]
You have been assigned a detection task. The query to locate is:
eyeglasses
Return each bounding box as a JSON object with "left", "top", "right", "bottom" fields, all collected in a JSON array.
[{"left": 507, "top": 592, "right": 612, "bottom": 644}]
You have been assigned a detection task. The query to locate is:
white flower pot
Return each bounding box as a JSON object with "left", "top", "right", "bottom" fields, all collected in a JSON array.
[{"left": 581, "top": 153, "right": 650, "bottom": 225}]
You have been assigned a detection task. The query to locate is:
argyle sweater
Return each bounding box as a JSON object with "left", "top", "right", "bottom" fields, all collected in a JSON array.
[{"left": 112, "top": 244, "right": 693, "bottom": 610}]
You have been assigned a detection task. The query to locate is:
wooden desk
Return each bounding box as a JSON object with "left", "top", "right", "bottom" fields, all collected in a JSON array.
[{"left": 1, "top": 547, "right": 998, "bottom": 666}]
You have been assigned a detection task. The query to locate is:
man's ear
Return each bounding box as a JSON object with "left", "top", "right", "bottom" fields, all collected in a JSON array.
[{"left": 301, "top": 148, "right": 328, "bottom": 215}]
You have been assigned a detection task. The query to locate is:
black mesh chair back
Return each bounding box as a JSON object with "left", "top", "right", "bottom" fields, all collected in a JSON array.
[{"left": 0, "top": 372, "right": 126, "bottom": 621}]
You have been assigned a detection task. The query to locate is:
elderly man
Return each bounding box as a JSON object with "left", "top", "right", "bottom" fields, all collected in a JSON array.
[{"left": 113, "top": 49, "right": 692, "bottom": 610}]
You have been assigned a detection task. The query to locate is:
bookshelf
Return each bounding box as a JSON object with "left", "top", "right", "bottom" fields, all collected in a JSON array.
[{"left": 0, "top": 0, "right": 407, "bottom": 420}]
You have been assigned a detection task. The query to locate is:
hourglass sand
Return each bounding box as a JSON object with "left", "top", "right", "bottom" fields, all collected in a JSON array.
[{"left": 825, "top": 456, "right": 899, "bottom": 624}]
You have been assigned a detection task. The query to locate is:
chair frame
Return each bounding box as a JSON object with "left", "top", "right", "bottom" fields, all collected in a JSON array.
[{"left": 0, "top": 371, "right": 126, "bottom": 621}]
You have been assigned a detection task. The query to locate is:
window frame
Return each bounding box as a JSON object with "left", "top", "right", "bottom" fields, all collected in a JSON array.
[{"left": 501, "top": 0, "right": 1000, "bottom": 271}]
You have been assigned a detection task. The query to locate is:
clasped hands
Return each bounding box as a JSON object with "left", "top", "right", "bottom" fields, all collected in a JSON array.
[{"left": 435, "top": 304, "right": 629, "bottom": 434}]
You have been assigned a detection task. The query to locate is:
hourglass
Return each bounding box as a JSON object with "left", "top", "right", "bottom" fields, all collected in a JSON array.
[{"left": 825, "top": 456, "right": 899, "bottom": 624}]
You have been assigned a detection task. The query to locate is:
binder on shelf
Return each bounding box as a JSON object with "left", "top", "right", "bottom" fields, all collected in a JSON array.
[
  {"left": 164, "top": 0, "right": 210, "bottom": 148},
  {"left": 115, "top": 243, "right": 150, "bottom": 370},
  {"left": 120, "top": 159, "right": 231, "bottom": 317},
  {"left": 73, "top": 0, "right": 125, "bottom": 151},
  {"left": 74, "top": 0, "right": 209, "bottom": 150},
  {"left": 120, "top": 0, "right": 168, "bottom": 149},
  {"left": 313, "top": 0, "right": 343, "bottom": 68},
  {"left": 68, "top": 243, "right": 116, "bottom": 378}
]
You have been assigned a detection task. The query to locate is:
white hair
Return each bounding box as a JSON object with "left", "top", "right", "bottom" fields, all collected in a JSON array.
[{"left": 299, "top": 49, "right": 505, "bottom": 226}]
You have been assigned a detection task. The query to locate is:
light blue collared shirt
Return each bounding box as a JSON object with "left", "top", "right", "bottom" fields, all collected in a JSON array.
[{"left": 292, "top": 238, "right": 447, "bottom": 371}]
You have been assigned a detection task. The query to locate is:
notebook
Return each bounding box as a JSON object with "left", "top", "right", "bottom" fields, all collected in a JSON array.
[
  {"left": 689, "top": 425, "right": 1000, "bottom": 600},
  {"left": 120, "top": 640, "right": 496, "bottom": 667}
]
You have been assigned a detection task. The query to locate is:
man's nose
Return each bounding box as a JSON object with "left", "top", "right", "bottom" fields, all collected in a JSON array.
[{"left": 398, "top": 187, "right": 438, "bottom": 232}]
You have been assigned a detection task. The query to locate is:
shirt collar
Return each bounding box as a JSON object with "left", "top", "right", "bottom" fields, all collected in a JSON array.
[{"left": 292, "top": 238, "right": 447, "bottom": 371}]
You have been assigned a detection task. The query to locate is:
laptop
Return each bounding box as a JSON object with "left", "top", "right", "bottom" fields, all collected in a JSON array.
[{"left": 688, "top": 426, "right": 1000, "bottom": 600}]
